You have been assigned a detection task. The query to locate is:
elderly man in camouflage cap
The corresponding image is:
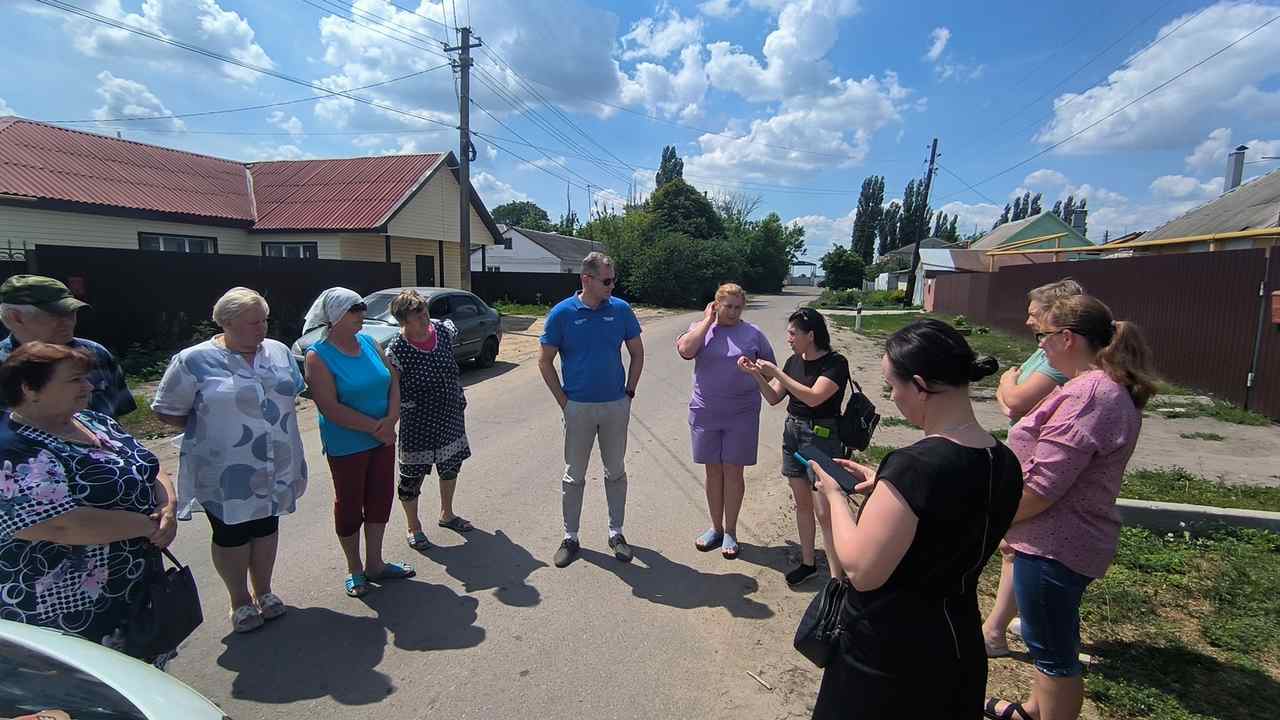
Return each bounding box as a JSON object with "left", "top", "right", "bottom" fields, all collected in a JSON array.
[{"left": 0, "top": 274, "right": 136, "bottom": 417}]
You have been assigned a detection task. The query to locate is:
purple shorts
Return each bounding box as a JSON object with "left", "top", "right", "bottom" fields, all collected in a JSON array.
[{"left": 691, "top": 417, "right": 761, "bottom": 467}]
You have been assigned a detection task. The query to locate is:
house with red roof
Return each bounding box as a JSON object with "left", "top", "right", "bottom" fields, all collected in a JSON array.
[{"left": 0, "top": 117, "right": 501, "bottom": 289}]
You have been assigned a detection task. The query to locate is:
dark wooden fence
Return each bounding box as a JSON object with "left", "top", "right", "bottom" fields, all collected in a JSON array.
[
  {"left": 470, "top": 270, "right": 582, "bottom": 305},
  {"left": 931, "top": 249, "right": 1280, "bottom": 420},
  {"left": 30, "top": 245, "right": 400, "bottom": 353}
]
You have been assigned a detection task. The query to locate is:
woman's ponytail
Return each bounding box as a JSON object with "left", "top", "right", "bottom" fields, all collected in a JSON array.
[{"left": 1046, "top": 296, "right": 1160, "bottom": 409}]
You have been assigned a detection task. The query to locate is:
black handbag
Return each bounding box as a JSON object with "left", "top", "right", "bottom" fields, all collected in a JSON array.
[
  {"left": 837, "top": 381, "right": 880, "bottom": 451},
  {"left": 123, "top": 548, "right": 203, "bottom": 660},
  {"left": 793, "top": 577, "right": 849, "bottom": 668}
]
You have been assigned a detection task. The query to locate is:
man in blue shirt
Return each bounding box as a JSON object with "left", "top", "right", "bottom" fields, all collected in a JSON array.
[
  {"left": 0, "top": 275, "right": 136, "bottom": 418},
  {"left": 539, "top": 252, "right": 644, "bottom": 568}
]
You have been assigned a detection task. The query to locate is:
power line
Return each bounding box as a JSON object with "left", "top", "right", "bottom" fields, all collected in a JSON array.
[
  {"left": 296, "top": 0, "right": 449, "bottom": 59},
  {"left": 33, "top": 0, "right": 459, "bottom": 132},
  {"left": 483, "top": 135, "right": 590, "bottom": 192},
  {"left": 937, "top": 166, "right": 1001, "bottom": 206},
  {"left": 42, "top": 64, "right": 450, "bottom": 125},
  {"left": 469, "top": 97, "right": 605, "bottom": 190},
  {"left": 937, "top": 10, "right": 1280, "bottom": 202}
]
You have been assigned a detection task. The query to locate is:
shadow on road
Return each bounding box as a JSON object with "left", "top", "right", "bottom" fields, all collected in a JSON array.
[
  {"left": 423, "top": 528, "right": 548, "bottom": 607},
  {"left": 579, "top": 545, "right": 774, "bottom": 619},
  {"left": 461, "top": 360, "right": 518, "bottom": 387},
  {"left": 215, "top": 581, "right": 484, "bottom": 705},
  {"left": 736, "top": 541, "right": 831, "bottom": 593}
]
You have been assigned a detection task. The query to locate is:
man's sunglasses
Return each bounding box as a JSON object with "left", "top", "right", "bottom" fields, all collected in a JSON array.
[{"left": 590, "top": 275, "right": 616, "bottom": 287}]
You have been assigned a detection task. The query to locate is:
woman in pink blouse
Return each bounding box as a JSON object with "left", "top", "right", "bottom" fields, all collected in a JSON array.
[{"left": 984, "top": 296, "right": 1158, "bottom": 720}]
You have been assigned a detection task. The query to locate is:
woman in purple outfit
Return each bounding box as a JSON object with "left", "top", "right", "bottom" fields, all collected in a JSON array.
[{"left": 676, "top": 283, "right": 774, "bottom": 559}]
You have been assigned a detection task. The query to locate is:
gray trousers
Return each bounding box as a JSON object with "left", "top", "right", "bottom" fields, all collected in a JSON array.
[{"left": 561, "top": 397, "right": 631, "bottom": 535}]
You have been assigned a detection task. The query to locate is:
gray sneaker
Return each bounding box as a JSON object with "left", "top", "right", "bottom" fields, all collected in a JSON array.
[
  {"left": 554, "top": 538, "right": 580, "bottom": 568},
  {"left": 608, "top": 533, "right": 633, "bottom": 563}
]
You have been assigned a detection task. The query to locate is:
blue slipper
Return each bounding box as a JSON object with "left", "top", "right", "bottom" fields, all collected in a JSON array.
[
  {"left": 370, "top": 562, "right": 416, "bottom": 581},
  {"left": 344, "top": 573, "right": 369, "bottom": 598},
  {"left": 695, "top": 528, "right": 724, "bottom": 552},
  {"left": 721, "top": 533, "right": 739, "bottom": 559}
]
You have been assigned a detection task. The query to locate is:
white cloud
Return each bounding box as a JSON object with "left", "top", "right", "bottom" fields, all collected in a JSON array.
[
  {"left": 1150, "top": 174, "right": 1219, "bottom": 199},
  {"left": 1036, "top": 2, "right": 1280, "bottom": 154},
  {"left": 620, "top": 8, "right": 702, "bottom": 61},
  {"left": 267, "top": 111, "right": 303, "bottom": 136},
  {"left": 91, "top": 72, "right": 185, "bottom": 131},
  {"left": 48, "top": 0, "right": 274, "bottom": 85},
  {"left": 0, "top": 98, "right": 15, "bottom": 116},
  {"left": 935, "top": 61, "right": 985, "bottom": 82},
  {"left": 698, "top": 0, "right": 742, "bottom": 18},
  {"left": 472, "top": 171, "right": 529, "bottom": 206},
  {"left": 787, "top": 210, "right": 855, "bottom": 259},
  {"left": 1023, "top": 169, "right": 1068, "bottom": 188},
  {"left": 243, "top": 144, "right": 314, "bottom": 161},
  {"left": 938, "top": 201, "right": 1003, "bottom": 235},
  {"left": 1185, "top": 127, "right": 1280, "bottom": 175},
  {"left": 705, "top": 0, "right": 862, "bottom": 102},
  {"left": 924, "top": 27, "right": 950, "bottom": 62},
  {"left": 684, "top": 72, "right": 910, "bottom": 183},
  {"left": 483, "top": 144, "right": 498, "bottom": 161},
  {"left": 618, "top": 44, "right": 708, "bottom": 118}
]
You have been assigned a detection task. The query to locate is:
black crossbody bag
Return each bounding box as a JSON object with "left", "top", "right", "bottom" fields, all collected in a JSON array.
[{"left": 123, "top": 547, "right": 203, "bottom": 660}]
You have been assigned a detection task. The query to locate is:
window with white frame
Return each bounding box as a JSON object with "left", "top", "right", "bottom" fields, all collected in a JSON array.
[
  {"left": 262, "top": 242, "right": 319, "bottom": 259},
  {"left": 138, "top": 232, "right": 218, "bottom": 254}
]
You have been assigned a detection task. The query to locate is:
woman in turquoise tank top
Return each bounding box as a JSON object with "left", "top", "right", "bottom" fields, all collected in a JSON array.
[{"left": 303, "top": 288, "right": 416, "bottom": 598}]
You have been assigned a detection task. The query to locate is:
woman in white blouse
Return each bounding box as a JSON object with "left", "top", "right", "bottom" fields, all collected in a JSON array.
[{"left": 152, "top": 287, "right": 308, "bottom": 634}]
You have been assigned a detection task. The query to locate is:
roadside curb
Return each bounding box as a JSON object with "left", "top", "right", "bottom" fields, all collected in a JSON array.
[{"left": 1116, "top": 498, "right": 1280, "bottom": 534}]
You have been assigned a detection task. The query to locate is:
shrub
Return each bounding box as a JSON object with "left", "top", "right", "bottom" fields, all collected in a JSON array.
[{"left": 862, "top": 289, "right": 906, "bottom": 307}]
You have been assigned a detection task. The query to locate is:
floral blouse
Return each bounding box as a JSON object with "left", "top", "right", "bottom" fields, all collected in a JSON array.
[
  {"left": 0, "top": 411, "right": 159, "bottom": 646},
  {"left": 151, "top": 338, "right": 308, "bottom": 524}
]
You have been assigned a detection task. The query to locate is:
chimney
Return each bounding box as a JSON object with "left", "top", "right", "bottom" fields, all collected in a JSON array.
[
  {"left": 1224, "top": 144, "right": 1248, "bottom": 192},
  {"left": 1071, "top": 207, "right": 1088, "bottom": 239}
]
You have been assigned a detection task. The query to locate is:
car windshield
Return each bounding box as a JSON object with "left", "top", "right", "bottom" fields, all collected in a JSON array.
[{"left": 362, "top": 293, "right": 396, "bottom": 322}]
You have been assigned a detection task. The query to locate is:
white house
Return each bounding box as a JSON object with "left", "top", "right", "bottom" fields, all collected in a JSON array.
[{"left": 471, "top": 225, "right": 601, "bottom": 273}]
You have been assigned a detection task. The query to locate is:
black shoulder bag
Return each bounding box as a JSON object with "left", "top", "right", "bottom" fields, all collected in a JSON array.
[
  {"left": 837, "top": 380, "right": 880, "bottom": 452},
  {"left": 124, "top": 548, "right": 203, "bottom": 660}
]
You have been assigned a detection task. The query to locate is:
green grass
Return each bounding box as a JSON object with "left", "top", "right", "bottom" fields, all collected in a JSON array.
[
  {"left": 1179, "top": 431, "right": 1226, "bottom": 442},
  {"left": 493, "top": 301, "right": 551, "bottom": 316},
  {"left": 1152, "top": 399, "right": 1273, "bottom": 427},
  {"left": 879, "top": 416, "right": 914, "bottom": 428},
  {"left": 1120, "top": 467, "right": 1280, "bottom": 512},
  {"left": 981, "top": 526, "right": 1280, "bottom": 720},
  {"left": 116, "top": 393, "right": 177, "bottom": 441},
  {"left": 829, "top": 312, "right": 1038, "bottom": 388},
  {"left": 854, "top": 444, "right": 896, "bottom": 465},
  {"left": 989, "top": 427, "right": 1009, "bottom": 441}
]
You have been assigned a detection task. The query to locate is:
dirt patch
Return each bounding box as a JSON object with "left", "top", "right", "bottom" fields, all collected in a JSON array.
[{"left": 829, "top": 323, "right": 1280, "bottom": 488}]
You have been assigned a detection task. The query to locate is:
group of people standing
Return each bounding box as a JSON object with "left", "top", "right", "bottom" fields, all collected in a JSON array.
[
  {"left": 670, "top": 275, "right": 1156, "bottom": 720},
  {"left": 0, "top": 264, "right": 1157, "bottom": 720},
  {"left": 0, "top": 275, "right": 473, "bottom": 657}
]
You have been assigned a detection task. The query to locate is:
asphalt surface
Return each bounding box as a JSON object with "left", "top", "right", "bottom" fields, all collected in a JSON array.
[{"left": 160, "top": 288, "right": 827, "bottom": 720}]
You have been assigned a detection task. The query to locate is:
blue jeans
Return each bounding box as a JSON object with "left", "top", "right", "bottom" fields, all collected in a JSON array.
[{"left": 1013, "top": 552, "right": 1093, "bottom": 677}]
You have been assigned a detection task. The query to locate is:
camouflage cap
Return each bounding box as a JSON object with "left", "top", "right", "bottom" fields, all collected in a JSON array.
[{"left": 0, "top": 275, "right": 90, "bottom": 315}]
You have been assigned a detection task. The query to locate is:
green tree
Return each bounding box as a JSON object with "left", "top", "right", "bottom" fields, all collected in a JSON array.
[
  {"left": 740, "top": 213, "right": 793, "bottom": 293},
  {"left": 555, "top": 210, "right": 580, "bottom": 236},
  {"left": 1052, "top": 200, "right": 1063, "bottom": 218},
  {"left": 783, "top": 221, "right": 806, "bottom": 265},
  {"left": 491, "top": 200, "right": 553, "bottom": 231},
  {"left": 865, "top": 254, "right": 910, "bottom": 282},
  {"left": 877, "top": 201, "right": 901, "bottom": 257},
  {"left": 820, "top": 245, "right": 866, "bottom": 291},
  {"left": 655, "top": 145, "right": 684, "bottom": 188},
  {"left": 993, "top": 203, "right": 1011, "bottom": 229},
  {"left": 622, "top": 231, "right": 744, "bottom": 307},
  {"left": 851, "top": 175, "right": 885, "bottom": 263},
  {"left": 1029, "top": 192, "right": 1042, "bottom": 216},
  {"left": 897, "top": 177, "right": 933, "bottom": 252},
  {"left": 1011, "top": 196, "right": 1025, "bottom": 221},
  {"left": 711, "top": 191, "right": 761, "bottom": 237},
  {"left": 649, "top": 178, "right": 724, "bottom": 241},
  {"left": 932, "top": 211, "right": 948, "bottom": 238},
  {"left": 946, "top": 215, "right": 959, "bottom": 243},
  {"left": 1060, "top": 195, "right": 1076, "bottom": 225}
]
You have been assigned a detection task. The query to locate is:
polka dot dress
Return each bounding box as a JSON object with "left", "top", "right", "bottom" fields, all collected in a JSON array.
[{"left": 387, "top": 321, "right": 471, "bottom": 469}]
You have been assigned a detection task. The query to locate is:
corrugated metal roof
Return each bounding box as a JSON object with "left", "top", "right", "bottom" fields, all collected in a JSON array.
[
  {"left": 1139, "top": 170, "right": 1280, "bottom": 242},
  {"left": 510, "top": 226, "right": 598, "bottom": 263},
  {"left": 248, "top": 154, "right": 442, "bottom": 231},
  {"left": 0, "top": 117, "right": 254, "bottom": 222},
  {"left": 969, "top": 212, "right": 1084, "bottom": 250}
]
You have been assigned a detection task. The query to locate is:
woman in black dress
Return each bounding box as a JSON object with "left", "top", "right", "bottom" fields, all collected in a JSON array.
[{"left": 807, "top": 319, "right": 1023, "bottom": 718}]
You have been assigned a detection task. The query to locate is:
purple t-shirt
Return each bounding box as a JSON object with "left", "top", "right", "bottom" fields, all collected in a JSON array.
[
  {"left": 684, "top": 321, "right": 775, "bottom": 427},
  {"left": 1005, "top": 370, "right": 1143, "bottom": 578}
]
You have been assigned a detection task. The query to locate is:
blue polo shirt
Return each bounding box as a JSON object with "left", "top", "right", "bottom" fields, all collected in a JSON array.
[{"left": 541, "top": 293, "right": 642, "bottom": 403}]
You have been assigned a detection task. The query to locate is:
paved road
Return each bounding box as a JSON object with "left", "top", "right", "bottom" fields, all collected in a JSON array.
[{"left": 161, "top": 288, "right": 826, "bottom": 720}]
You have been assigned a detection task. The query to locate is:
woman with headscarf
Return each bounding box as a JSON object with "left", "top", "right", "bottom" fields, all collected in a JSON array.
[{"left": 303, "top": 287, "right": 415, "bottom": 598}]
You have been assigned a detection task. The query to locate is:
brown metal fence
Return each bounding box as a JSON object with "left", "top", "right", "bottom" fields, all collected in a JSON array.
[
  {"left": 1250, "top": 255, "right": 1280, "bottom": 419},
  {"left": 932, "top": 250, "right": 1278, "bottom": 417},
  {"left": 30, "top": 245, "right": 401, "bottom": 353}
]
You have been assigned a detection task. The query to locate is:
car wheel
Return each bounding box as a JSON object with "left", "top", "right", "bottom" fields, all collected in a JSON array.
[{"left": 475, "top": 337, "right": 498, "bottom": 368}]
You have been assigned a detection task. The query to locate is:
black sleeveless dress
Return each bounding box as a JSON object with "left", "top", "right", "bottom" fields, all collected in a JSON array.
[{"left": 812, "top": 437, "right": 1023, "bottom": 719}]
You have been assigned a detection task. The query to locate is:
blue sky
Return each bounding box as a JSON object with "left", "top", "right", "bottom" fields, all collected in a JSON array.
[{"left": 4, "top": 0, "right": 1280, "bottom": 260}]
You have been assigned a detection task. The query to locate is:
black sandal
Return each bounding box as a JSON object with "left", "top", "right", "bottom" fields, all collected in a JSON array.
[{"left": 984, "top": 698, "right": 1034, "bottom": 720}]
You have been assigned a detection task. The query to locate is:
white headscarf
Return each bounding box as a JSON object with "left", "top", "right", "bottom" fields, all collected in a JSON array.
[{"left": 303, "top": 287, "right": 363, "bottom": 338}]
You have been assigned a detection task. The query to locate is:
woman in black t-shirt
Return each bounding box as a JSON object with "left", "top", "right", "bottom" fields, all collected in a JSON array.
[
  {"left": 740, "top": 308, "right": 849, "bottom": 586},
  {"left": 805, "top": 319, "right": 1023, "bottom": 719}
]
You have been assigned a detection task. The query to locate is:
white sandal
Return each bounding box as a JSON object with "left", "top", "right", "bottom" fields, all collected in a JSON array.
[
  {"left": 231, "top": 604, "right": 264, "bottom": 633},
  {"left": 257, "top": 592, "right": 286, "bottom": 621}
]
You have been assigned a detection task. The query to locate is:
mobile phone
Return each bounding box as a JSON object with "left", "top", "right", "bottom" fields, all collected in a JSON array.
[{"left": 794, "top": 444, "right": 860, "bottom": 494}]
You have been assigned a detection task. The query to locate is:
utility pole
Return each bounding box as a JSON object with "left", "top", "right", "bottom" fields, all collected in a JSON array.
[
  {"left": 446, "top": 27, "right": 481, "bottom": 290},
  {"left": 903, "top": 137, "right": 938, "bottom": 307}
]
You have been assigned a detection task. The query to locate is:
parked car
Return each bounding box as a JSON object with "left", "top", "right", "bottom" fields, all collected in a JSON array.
[
  {"left": 0, "top": 619, "right": 228, "bottom": 719},
  {"left": 290, "top": 287, "right": 502, "bottom": 373}
]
